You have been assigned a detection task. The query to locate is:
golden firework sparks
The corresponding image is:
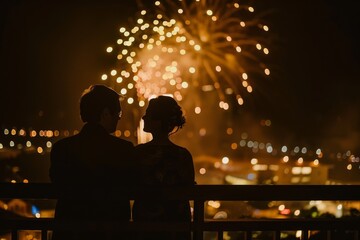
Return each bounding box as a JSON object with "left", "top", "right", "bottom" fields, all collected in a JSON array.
[{"left": 103, "top": 0, "right": 271, "bottom": 109}]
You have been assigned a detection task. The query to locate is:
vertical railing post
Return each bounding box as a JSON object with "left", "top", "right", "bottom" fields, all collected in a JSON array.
[
  {"left": 41, "top": 229, "right": 48, "bottom": 240},
  {"left": 274, "top": 230, "right": 281, "bottom": 240},
  {"left": 326, "top": 230, "right": 331, "bottom": 240},
  {"left": 193, "top": 199, "right": 204, "bottom": 240},
  {"left": 302, "top": 229, "right": 309, "bottom": 240},
  {"left": 217, "top": 231, "right": 223, "bottom": 240},
  {"left": 245, "top": 230, "right": 252, "bottom": 240},
  {"left": 12, "top": 229, "right": 18, "bottom": 240}
]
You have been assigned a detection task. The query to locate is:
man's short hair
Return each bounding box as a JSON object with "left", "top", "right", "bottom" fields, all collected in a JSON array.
[{"left": 80, "top": 85, "right": 120, "bottom": 123}]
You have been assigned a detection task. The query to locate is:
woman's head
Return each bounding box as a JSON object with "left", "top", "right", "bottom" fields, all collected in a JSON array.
[{"left": 143, "top": 96, "right": 185, "bottom": 134}]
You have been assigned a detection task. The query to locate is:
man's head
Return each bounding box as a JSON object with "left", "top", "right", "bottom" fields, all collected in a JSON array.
[{"left": 80, "top": 85, "right": 121, "bottom": 133}]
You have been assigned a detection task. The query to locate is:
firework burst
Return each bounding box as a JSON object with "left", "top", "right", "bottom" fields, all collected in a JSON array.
[{"left": 102, "top": 0, "right": 271, "bottom": 109}]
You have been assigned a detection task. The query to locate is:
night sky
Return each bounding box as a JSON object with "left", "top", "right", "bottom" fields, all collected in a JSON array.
[{"left": 1, "top": 0, "right": 360, "bottom": 153}]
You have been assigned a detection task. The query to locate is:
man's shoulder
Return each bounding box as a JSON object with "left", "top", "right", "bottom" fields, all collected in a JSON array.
[
  {"left": 52, "top": 135, "right": 79, "bottom": 148},
  {"left": 50, "top": 135, "right": 81, "bottom": 157},
  {"left": 108, "top": 135, "right": 134, "bottom": 148}
]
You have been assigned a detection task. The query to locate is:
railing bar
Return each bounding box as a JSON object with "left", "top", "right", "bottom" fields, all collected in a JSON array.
[
  {"left": 302, "top": 229, "right": 309, "bottom": 240},
  {"left": 2, "top": 184, "right": 360, "bottom": 201},
  {"left": 1, "top": 184, "right": 360, "bottom": 239},
  {"left": 41, "top": 229, "right": 48, "bottom": 240},
  {"left": 217, "top": 230, "right": 223, "bottom": 240},
  {"left": 353, "top": 230, "right": 359, "bottom": 240},
  {"left": 245, "top": 230, "right": 252, "bottom": 240},
  {"left": 12, "top": 229, "right": 18, "bottom": 240},
  {"left": 274, "top": 230, "right": 281, "bottom": 240},
  {"left": 3, "top": 220, "right": 360, "bottom": 234},
  {"left": 326, "top": 230, "right": 331, "bottom": 240},
  {"left": 193, "top": 200, "right": 204, "bottom": 240}
]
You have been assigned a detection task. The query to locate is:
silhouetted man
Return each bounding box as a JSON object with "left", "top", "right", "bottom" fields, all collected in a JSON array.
[{"left": 49, "top": 85, "right": 134, "bottom": 240}]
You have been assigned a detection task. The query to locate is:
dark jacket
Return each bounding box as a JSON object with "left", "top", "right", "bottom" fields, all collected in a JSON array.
[{"left": 49, "top": 123, "right": 134, "bottom": 238}]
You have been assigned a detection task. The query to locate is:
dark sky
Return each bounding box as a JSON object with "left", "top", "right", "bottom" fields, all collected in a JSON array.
[
  {"left": 1, "top": 0, "right": 360, "bottom": 151},
  {"left": 0, "top": 0, "right": 138, "bottom": 129}
]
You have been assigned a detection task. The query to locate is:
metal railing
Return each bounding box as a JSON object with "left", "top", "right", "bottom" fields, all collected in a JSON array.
[{"left": 1, "top": 183, "right": 360, "bottom": 240}]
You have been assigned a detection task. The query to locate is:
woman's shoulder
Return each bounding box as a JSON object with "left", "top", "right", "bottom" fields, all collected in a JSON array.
[
  {"left": 134, "top": 143, "right": 159, "bottom": 156},
  {"left": 165, "top": 144, "right": 193, "bottom": 162},
  {"left": 173, "top": 144, "right": 191, "bottom": 156},
  {"left": 135, "top": 143, "right": 191, "bottom": 157},
  {"left": 136, "top": 142, "right": 187, "bottom": 150},
  {"left": 134, "top": 143, "right": 147, "bottom": 149}
]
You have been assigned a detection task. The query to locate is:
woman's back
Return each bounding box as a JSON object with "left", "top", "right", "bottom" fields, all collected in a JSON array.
[
  {"left": 133, "top": 143, "right": 194, "bottom": 222},
  {"left": 133, "top": 96, "right": 195, "bottom": 240}
]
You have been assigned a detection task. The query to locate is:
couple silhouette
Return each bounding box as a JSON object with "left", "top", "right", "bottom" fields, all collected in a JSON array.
[{"left": 49, "top": 85, "right": 195, "bottom": 240}]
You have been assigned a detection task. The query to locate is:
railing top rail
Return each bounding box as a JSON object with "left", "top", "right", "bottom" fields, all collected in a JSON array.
[
  {"left": 2, "top": 218, "right": 360, "bottom": 231},
  {"left": 1, "top": 183, "right": 360, "bottom": 201}
]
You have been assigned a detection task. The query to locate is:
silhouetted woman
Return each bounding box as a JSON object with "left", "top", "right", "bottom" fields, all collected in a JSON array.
[{"left": 133, "top": 96, "right": 195, "bottom": 240}]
